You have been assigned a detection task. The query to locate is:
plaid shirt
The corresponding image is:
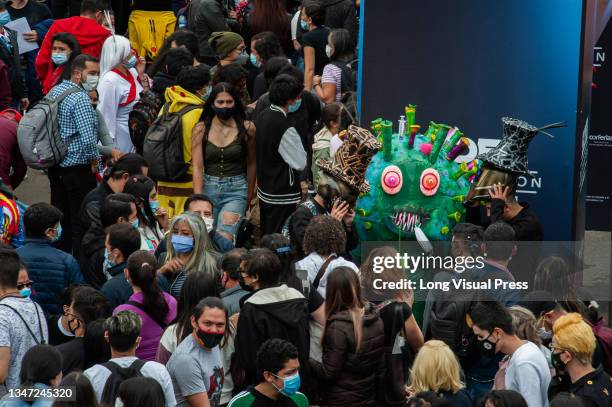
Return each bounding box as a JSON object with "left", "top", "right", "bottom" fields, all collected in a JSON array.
[{"left": 48, "top": 81, "right": 99, "bottom": 167}]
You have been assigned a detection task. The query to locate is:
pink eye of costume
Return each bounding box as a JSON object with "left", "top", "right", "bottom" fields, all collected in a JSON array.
[
  {"left": 420, "top": 168, "right": 440, "bottom": 196},
  {"left": 381, "top": 165, "right": 403, "bottom": 194}
]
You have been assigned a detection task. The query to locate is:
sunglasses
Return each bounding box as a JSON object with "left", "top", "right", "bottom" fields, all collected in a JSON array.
[{"left": 17, "top": 281, "right": 33, "bottom": 290}]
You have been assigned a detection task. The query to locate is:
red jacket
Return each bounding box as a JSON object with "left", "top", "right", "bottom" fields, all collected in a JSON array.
[{"left": 35, "top": 16, "right": 110, "bottom": 94}]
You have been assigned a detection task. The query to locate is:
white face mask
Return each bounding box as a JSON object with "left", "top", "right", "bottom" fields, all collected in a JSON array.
[
  {"left": 202, "top": 216, "right": 214, "bottom": 232},
  {"left": 82, "top": 74, "right": 99, "bottom": 91},
  {"left": 325, "top": 44, "right": 333, "bottom": 58}
]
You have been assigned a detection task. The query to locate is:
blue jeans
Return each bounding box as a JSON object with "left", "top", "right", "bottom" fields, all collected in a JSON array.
[{"left": 203, "top": 173, "right": 248, "bottom": 237}]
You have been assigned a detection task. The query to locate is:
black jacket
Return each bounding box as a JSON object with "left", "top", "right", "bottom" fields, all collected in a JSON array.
[
  {"left": 310, "top": 307, "right": 385, "bottom": 407},
  {"left": 233, "top": 285, "right": 313, "bottom": 396},
  {"left": 548, "top": 366, "right": 611, "bottom": 407},
  {"left": 491, "top": 199, "right": 544, "bottom": 284},
  {"left": 187, "top": 0, "right": 229, "bottom": 64},
  {"left": 75, "top": 181, "right": 114, "bottom": 261},
  {"left": 321, "top": 0, "right": 358, "bottom": 45},
  {"left": 151, "top": 72, "right": 176, "bottom": 100},
  {"left": 79, "top": 224, "right": 106, "bottom": 289}
]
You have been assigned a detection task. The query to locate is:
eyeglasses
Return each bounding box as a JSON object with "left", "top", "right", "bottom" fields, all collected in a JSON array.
[
  {"left": 548, "top": 343, "right": 568, "bottom": 353},
  {"left": 17, "top": 281, "right": 33, "bottom": 290}
]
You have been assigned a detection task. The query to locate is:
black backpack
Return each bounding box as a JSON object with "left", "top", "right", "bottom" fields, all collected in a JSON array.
[
  {"left": 329, "top": 59, "right": 359, "bottom": 127},
  {"left": 100, "top": 359, "right": 146, "bottom": 406},
  {"left": 143, "top": 103, "right": 201, "bottom": 182},
  {"left": 129, "top": 90, "right": 163, "bottom": 155}
]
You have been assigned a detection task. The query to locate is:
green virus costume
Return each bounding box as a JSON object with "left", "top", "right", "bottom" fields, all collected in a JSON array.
[{"left": 354, "top": 105, "right": 475, "bottom": 243}]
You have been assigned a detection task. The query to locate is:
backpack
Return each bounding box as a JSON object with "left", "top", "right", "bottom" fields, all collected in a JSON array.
[
  {"left": 129, "top": 90, "right": 163, "bottom": 155},
  {"left": 17, "top": 87, "right": 81, "bottom": 169},
  {"left": 143, "top": 103, "right": 201, "bottom": 182},
  {"left": 100, "top": 359, "right": 146, "bottom": 406},
  {"left": 281, "top": 199, "right": 319, "bottom": 243}
]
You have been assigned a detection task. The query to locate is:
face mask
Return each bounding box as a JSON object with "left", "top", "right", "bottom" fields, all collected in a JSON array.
[
  {"left": 537, "top": 327, "right": 552, "bottom": 341},
  {"left": 130, "top": 218, "right": 140, "bottom": 229},
  {"left": 271, "top": 372, "right": 301, "bottom": 397},
  {"left": 123, "top": 55, "right": 137, "bottom": 69},
  {"left": 104, "top": 249, "right": 117, "bottom": 270},
  {"left": 82, "top": 75, "right": 99, "bottom": 92},
  {"left": 213, "top": 106, "right": 235, "bottom": 121},
  {"left": 203, "top": 86, "right": 212, "bottom": 101},
  {"left": 0, "top": 11, "right": 10, "bottom": 26},
  {"left": 195, "top": 329, "right": 224, "bottom": 349},
  {"left": 551, "top": 351, "right": 567, "bottom": 372},
  {"left": 149, "top": 200, "right": 159, "bottom": 212},
  {"left": 202, "top": 216, "right": 214, "bottom": 232},
  {"left": 325, "top": 45, "right": 333, "bottom": 59},
  {"left": 19, "top": 287, "right": 32, "bottom": 298},
  {"left": 476, "top": 333, "right": 498, "bottom": 358},
  {"left": 172, "top": 234, "right": 194, "bottom": 253},
  {"left": 300, "top": 20, "right": 309, "bottom": 31},
  {"left": 52, "top": 52, "right": 69, "bottom": 66},
  {"left": 249, "top": 53, "right": 261, "bottom": 68},
  {"left": 238, "top": 274, "right": 254, "bottom": 292},
  {"left": 49, "top": 224, "right": 62, "bottom": 243},
  {"left": 234, "top": 50, "right": 248, "bottom": 65},
  {"left": 288, "top": 98, "right": 302, "bottom": 113}
]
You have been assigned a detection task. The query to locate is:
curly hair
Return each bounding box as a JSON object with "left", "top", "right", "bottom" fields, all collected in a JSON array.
[{"left": 302, "top": 215, "right": 346, "bottom": 256}]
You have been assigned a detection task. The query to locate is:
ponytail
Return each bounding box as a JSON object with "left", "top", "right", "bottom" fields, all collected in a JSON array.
[{"left": 127, "top": 251, "right": 170, "bottom": 328}]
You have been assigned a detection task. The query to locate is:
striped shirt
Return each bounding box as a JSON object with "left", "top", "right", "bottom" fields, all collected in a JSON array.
[
  {"left": 321, "top": 63, "right": 342, "bottom": 102},
  {"left": 48, "top": 81, "right": 99, "bottom": 167}
]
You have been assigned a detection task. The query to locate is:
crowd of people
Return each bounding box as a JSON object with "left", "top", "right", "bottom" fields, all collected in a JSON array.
[{"left": 0, "top": 0, "right": 611, "bottom": 407}]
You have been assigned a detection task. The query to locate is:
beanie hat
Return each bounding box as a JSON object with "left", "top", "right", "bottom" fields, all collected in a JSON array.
[{"left": 208, "top": 31, "right": 244, "bottom": 59}]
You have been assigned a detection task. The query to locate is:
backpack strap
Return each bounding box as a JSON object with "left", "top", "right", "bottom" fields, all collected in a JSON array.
[
  {"left": 0, "top": 302, "right": 45, "bottom": 345},
  {"left": 312, "top": 254, "right": 338, "bottom": 289},
  {"left": 53, "top": 86, "right": 82, "bottom": 104},
  {"left": 100, "top": 359, "right": 147, "bottom": 405},
  {"left": 126, "top": 300, "right": 167, "bottom": 329}
]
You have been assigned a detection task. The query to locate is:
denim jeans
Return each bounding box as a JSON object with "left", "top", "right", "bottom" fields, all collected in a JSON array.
[{"left": 203, "top": 173, "right": 248, "bottom": 237}]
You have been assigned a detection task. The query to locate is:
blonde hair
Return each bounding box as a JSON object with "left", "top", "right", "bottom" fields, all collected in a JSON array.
[
  {"left": 553, "top": 313, "right": 596, "bottom": 365},
  {"left": 408, "top": 340, "right": 464, "bottom": 394},
  {"left": 509, "top": 305, "right": 542, "bottom": 346}
]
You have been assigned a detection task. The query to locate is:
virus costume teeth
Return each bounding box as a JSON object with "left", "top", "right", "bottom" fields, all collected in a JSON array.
[{"left": 354, "top": 106, "right": 474, "bottom": 242}]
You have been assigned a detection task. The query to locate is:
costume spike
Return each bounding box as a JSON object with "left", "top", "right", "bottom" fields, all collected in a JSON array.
[
  {"left": 382, "top": 120, "right": 393, "bottom": 161},
  {"left": 408, "top": 125, "right": 420, "bottom": 149},
  {"left": 452, "top": 162, "right": 469, "bottom": 180},
  {"left": 429, "top": 125, "right": 449, "bottom": 163},
  {"left": 447, "top": 211, "right": 462, "bottom": 222}
]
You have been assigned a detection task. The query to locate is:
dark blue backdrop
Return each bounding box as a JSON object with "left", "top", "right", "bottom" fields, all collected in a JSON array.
[{"left": 358, "top": 0, "right": 594, "bottom": 240}]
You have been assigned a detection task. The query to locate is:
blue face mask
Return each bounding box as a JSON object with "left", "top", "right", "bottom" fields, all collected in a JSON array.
[
  {"left": 104, "top": 249, "right": 116, "bottom": 270},
  {"left": 149, "top": 200, "right": 159, "bottom": 212},
  {"left": 272, "top": 372, "right": 301, "bottom": 397},
  {"left": 0, "top": 11, "right": 10, "bottom": 26},
  {"left": 300, "top": 19, "right": 309, "bottom": 31},
  {"left": 123, "top": 55, "right": 137, "bottom": 69},
  {"left": 19, "top": 287, "right": 32, "bottom": 298},
  {"left": 130, "top": 218, "right": 140, "bottom": 229},
  {"left": 49, "top": 224, "right": 62, "bottom": 243},
  {"left": 172, "top": 234, "right": 194, "bottom": 253},
  {"left": 288, "top": 98, "right": 302, "bottom": 113},
  {"left": 249, "top": 53, "right": 261, "bottom": 68},
  {"left": 52, "top": 52, "right": 69, "bottom": 66},
  {"left": 203, "top": 86, "right": 212, "bottom": 100}
]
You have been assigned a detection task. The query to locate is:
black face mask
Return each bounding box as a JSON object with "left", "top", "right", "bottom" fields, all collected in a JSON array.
[
  {"left": 196, "top": 329, "right": 224, "bottom": 349},
  {"left": 213, "top": 106, "right": 234, "bottom": 121},
  {"left": 476, "top": 334, "right": 498, "bottom": 358},
  {"left": 551, "top": 351, "right": 567, "bottom": 373},
  {"left": 238, "top": 274, "right": 254, "bottom": 292}
]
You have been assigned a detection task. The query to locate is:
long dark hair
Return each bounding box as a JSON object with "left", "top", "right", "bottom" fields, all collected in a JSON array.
[
  {"left": 119, "top": 377, "right": 166, "bottom": 407},
  {"left": 192, "top": 297, "right": 229, "bottom": 347},
  {"left": 200, "top": 82, "right": 247, "bottom": 139},
  {"left": 19, "top": 345, "right": 62, "bottom": 387},
  {"left": 252, "top": 31, "right": 285, "bottom": 64},
  {"left": 52, "top": 32, "right": 82, "bottom": 85},
  {"left": 127, "top": 251, "right": 170, "bottom": 328},
  {"left": 174, "top": 272, "right": 218, "bottom": 343},
  {"left": 147, "top": 30, "right": 199, "bottom": 76},
  {"left": 248, "top": 0, "right": 290, "bottom": 51},
  {"left": 52, "top": 372, "right": 99, "bottom": 407},
  {"left": 323, "top": 266, "right": 364, "bottom": 350},
  {"left": 328, "top": 28, "right": 354, "bottom": 62},
  {"left": 124, "top": 175, "right": 159, "bottom": 237}
]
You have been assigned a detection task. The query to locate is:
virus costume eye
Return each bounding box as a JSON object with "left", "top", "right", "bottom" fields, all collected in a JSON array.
[
  {"left": 420, "top": 168, "right": 440, "bottom": 196},
  {"left": 381, "top": 165, "right": 402, "bottom": 194}
]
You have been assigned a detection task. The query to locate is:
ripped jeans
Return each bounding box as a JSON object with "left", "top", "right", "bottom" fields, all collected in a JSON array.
[{"left": 203, "top": 173, "right": 248, "bottom": 238}]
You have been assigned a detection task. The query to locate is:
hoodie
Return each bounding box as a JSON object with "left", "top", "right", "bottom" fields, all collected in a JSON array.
[
  {"left": 233, "top": 284, "right": 314, "bottom": 397},
  {"left": 35, "top": 16, "right": 110, "bottom": 94}
]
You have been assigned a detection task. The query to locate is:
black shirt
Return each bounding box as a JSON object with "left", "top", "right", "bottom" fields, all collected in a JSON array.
[
  {"left": 301, "top": 26, "right": 330, "bottom": 75},
  {"left": 8, "top": 1, "right": 52, "bottom": 27},
  {"left": 55, "top": 337, "right": 85, "bottom": 375},
  {"left": 377, "top": 301, "right": 412, "bottom": 347},
  {"left": 46, "top": 314, "right": 74, "bottom": 346}
]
